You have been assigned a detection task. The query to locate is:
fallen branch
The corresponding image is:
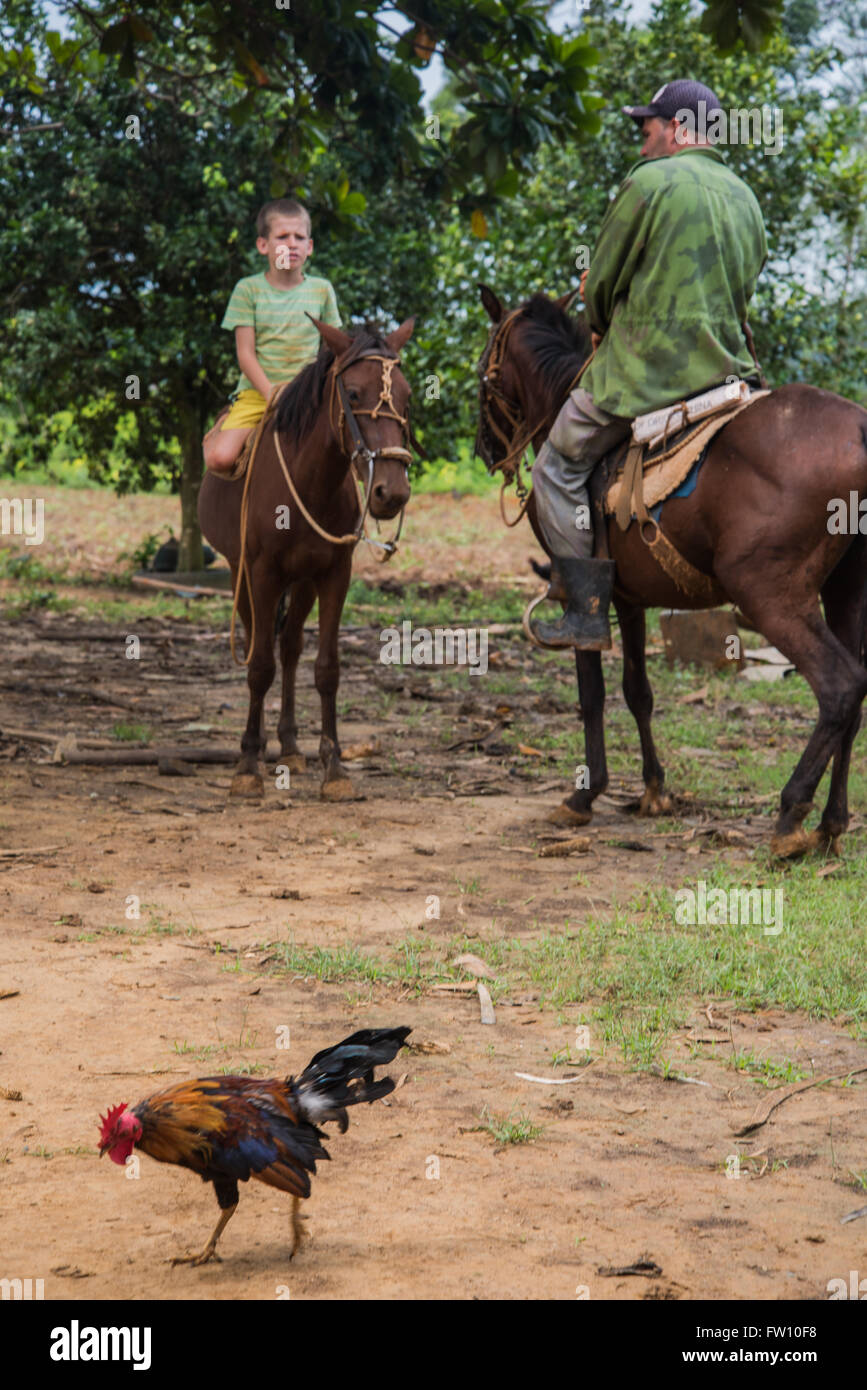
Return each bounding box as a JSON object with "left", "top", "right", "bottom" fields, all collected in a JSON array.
[
  {"left": 538, "top": 835, "right": 591, "bottom": 858},
  {"left": 0, "top": 679, "right": 144, "bottom": 710},
  {"left": 731, "top": 1064, "right": 867, "bottom": 1136},
  {"left": 515, "top": 1064, "right": 594, "bottom": 1085},
  {"left": 55, "top": 746, "right": 239, "bottom": 767},
  {"left": 0, "top": 726, "right": 58, "bottom": 745},
  {"left": 597, "top": 1260, "right": 663, "bottom": 1279},
  {"left": 841, "top": 1205, "right": 867, "bottom": 1225},
  {"left": 0, "top": 846, "right": 61, "bottom": 860}
]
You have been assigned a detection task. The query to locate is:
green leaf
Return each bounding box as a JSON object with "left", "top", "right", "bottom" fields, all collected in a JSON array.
[{"left": 494, "top": 168, "right": 520, "bottom": 197}]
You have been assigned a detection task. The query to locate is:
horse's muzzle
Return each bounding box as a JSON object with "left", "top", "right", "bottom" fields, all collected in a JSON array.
[{"left": 370, "top": 479, "right": 411, "bottom": 520}]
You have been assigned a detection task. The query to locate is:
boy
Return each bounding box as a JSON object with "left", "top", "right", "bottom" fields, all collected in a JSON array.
[{"left": 203, "top": 198, "right": 342, "bottom": 473}]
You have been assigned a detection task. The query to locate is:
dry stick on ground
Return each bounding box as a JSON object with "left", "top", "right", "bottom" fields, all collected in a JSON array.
[
  {"left": 732, "top": 1065, "right": 867, "bottom": 1136},
  {"left": 0, "top": 846, "right": 61, "bottom": 860},
  {"left": 841, "top": 1205, "right": 867, "bottom": 1225},
  {"left": 0, "top": 679, "right": 146, "bottom": 710},
  {"left": 55, "top": 747, "right": 240, "bottom": 767},
  {"left": 0, "top": 726, "right": 58, "bottom": 744}
]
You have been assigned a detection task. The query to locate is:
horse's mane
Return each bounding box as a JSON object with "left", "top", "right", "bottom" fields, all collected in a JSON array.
[
  {"left": 274, "top": 325, "right": 397, "bottom": 446},
  {"left": 517, "top": 294, "right": 592, "bottom": 403}
]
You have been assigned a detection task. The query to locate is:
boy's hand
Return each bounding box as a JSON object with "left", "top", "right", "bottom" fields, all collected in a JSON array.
[{"left": 579, "top": 270, "right": 589, "bottom": 300}]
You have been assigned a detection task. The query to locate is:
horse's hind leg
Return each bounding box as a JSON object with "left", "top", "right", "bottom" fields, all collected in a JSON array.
[
  {"left": 719, "top": 574, "right": 867, "bottom": 857},
  {"left": 276, "top": 579, "right": 316, "bottom": 773},
  {"left": 230, "top": 565, "right": 283, "bottom": 801},
  {"left": 615, "top": 596, "right": 671, "bottom": 817},
  {"left": 314, "top": 558, "right": 355, "bottom": 801},
  {"left": 815, "top": 539, "right": 867, "bottom": 852}
]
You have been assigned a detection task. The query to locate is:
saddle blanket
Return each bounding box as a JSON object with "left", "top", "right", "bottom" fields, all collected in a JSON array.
[{"left": 604, "top": 386, "right": 770, "bottom": 520}]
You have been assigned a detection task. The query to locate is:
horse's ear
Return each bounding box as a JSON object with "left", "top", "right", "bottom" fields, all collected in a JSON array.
[
  {"left": 385, "top": 317, "right": 416, "bottom": 354},
  {"left": 479, "top": 284, "right": 503, "bottom": 323},
  {"left": 306, "top": 315, "right": 354, "bottom": 356},
  {"left": 553, "top": 290, "right": 579, "bottom": 313}
]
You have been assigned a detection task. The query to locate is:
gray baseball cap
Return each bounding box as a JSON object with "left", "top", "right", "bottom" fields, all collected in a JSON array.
[{"left": 623, "top": 79, "right": 723, "bottom": 125}]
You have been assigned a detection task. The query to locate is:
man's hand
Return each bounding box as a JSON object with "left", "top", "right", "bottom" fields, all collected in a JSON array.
[{"left": 591, "top": 332, "right": 601, "bottom": 350}]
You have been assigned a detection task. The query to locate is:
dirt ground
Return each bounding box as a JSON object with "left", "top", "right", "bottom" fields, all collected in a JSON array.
[{"left": 1, "top": 494, "right": 865, "bottom": 1301}]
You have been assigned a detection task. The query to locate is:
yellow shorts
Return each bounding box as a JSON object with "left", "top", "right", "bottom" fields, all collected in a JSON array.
[{"left": 220, "top": 387, "right": 287, "bottom": 431}]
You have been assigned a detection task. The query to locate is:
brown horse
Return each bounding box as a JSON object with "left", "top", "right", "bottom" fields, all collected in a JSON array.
[
  {"left": 476, "top": 286, "right": 867, "bottom": 857},
  {"left": 199, "top": 317, "right": 415, "bottom": 801}
]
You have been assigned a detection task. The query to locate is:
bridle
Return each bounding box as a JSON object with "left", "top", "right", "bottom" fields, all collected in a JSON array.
[
  {"left": 330, "top": 350, "right": 418, "bottom": 555},
  {"left": 477, "top": 304, "right": 594, "bottom": 527},
  {"left": 273, "top": 347, "right": 424, "bottom": 559},
  {"left": 477, "top": 308, "right": 548, "bottom": 525}
]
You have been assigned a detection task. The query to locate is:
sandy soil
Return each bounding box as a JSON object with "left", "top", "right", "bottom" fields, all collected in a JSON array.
[{"left": 1, "top": 593, "right": 865, "bottom": 1302}]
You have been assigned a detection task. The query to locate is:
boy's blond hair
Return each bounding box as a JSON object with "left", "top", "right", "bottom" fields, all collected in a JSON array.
[{"left": 256, "top": 198, "right": 312, "bottom": 238}]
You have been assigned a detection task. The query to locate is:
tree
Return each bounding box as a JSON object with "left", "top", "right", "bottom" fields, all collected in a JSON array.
[{"left": 0, "top": 0, "right": 604, "bottom": 565}]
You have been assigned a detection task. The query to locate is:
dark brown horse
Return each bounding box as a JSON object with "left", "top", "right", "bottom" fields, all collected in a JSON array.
[
  {"left": 199, "top": 318, "right": 415, "bottom": 801},
  {"left": 476, "top": 286, "right": 867, "bottom": 857}
]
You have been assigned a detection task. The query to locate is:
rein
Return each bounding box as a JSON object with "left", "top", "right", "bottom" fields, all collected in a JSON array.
[{"left": 230, "top": 350, "right": 417, "bottom": 666}]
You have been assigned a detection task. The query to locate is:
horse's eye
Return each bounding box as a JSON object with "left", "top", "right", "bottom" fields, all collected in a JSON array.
[{"left": 347, "top": 388, "right": 359, "bottom": 403}]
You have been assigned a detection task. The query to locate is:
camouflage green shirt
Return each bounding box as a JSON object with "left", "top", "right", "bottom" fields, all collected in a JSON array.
[{"left": 581, "top": 147, "right": 767, "bottom": 419}]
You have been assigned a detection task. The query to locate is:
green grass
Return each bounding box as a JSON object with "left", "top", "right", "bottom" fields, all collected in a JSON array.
[
  {"left": 270, "top": 938, "right": 429, "bottom": 990},
  {"left": 258, "top": 844, "right": 865, "bottom": 1075},
  {"left": 111, "top": 721, "right": 152, "bottom": 743},
  {"left": 341, "top": 577, "right": 527, "bottom": 629},
  {"left": 172, "top": 1040, "right": 219, "bottom": 1060},
  {"left": 479, "top": 1105, "right": 545, "bottom": 1146},
  {"left": 729, "top": 1050, "right": 812, "bottom": 1086}
]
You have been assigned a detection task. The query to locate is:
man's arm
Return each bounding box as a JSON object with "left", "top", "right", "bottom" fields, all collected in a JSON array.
[
  {"left": 583, "top": 176, "right": 652, "bottom": 336},
  {"left": 234, "top": 326, "right": 272, "bottom": 398}
]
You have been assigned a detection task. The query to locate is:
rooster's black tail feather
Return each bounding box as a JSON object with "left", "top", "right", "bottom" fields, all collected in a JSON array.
[{"left": 294, "top": 1027, "right": 411, "bottom": 1130}]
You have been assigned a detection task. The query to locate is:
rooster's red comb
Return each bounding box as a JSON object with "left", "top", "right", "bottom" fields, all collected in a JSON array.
[{"left": 98, "top": 1103, "right": 128, "bottom": 1142}]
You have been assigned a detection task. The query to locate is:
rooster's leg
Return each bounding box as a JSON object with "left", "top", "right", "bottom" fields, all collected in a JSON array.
[
  {"left": 171, "top": 1203, "right": 238, "bottom": 1267},
  {"left": 289, "top": 1195, "right": 307, "bottom": 1259}
]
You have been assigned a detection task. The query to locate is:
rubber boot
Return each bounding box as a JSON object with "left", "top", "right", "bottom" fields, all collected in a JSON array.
[{"left": 530, "top": 557, "right": 615, "bottom": 651}]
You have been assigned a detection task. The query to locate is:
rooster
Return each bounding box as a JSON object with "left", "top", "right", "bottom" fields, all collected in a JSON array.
[{"left": 98, "top": 1026, "right": 410, "bottom": 1266}]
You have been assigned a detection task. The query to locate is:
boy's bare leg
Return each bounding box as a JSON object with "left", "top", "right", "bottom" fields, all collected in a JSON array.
[{"left": 204, "top": 425, "right": 254, "bottom": 475}]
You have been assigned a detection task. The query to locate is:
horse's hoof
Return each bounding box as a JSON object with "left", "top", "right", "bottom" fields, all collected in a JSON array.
[
  {"left": 281, "top": 753, "right": 306, "bottom": 775},
  {"left": 770, "top": 826, "right": 812, "bottom": 859},
  {"left": 229, "top": 773, "right": 265, "bottom": 801},
  {"left": 321, "top": 778, "right": 357, "bottom": 802},
  {"left": 546, "top": 801, "right": 592, "bottom": 827},
  {"left": 796, "top": 827, "right": 840, "bottom": 857},
  {"left": 638, "top": 786, "right": 672, "bottom": 817}
]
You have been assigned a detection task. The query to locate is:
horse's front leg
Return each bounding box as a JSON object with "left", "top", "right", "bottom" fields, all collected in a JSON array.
[
  {"left": 277, "top": 578, "right": 317, "bottom": 774},
  {"left": 547, "top": 649, "right": 608, "bottom": 826},
  {"left": 314, "top": 558, "right": 355, "bottom": 801},
  {"left": 615, "top": 596, "right": 671, "bottom": 816},
  {"left": 230, "top": 564, "right": 281, "bottom": 801}
]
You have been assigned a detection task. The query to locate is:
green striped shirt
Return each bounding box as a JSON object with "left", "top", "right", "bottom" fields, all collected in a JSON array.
[{"left": 221, "top": 272, "right": 342, "bottom": 392}]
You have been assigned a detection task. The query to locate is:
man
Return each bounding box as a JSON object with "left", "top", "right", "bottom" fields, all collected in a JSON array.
[{"left": 531, "top": 79, "right": 768, "bottom": 649}]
